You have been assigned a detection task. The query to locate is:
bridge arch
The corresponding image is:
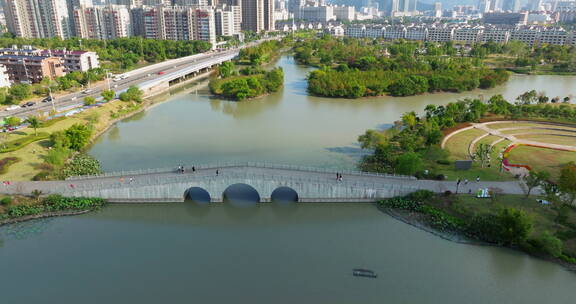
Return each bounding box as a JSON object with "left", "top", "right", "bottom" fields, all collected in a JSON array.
[
  {"left": 184, "top": 187, "right": 211, "bottom": 204},
  {"left": 271, "top": 186, "right": 299, "bottom": 204},
  {"left": 223, "top": 183, "right": 260, "bottom": 206}
]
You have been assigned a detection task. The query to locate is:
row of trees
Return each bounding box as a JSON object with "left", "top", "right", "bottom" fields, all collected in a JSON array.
[
  {"left": 294, "top": 37, "right": 509, "bottom": 98},
  {"left": 238, "top": 40, "right": 285, "bottom": 66},
  {"left": 0, "top": 34, "right": 212, "bottom": 71}
]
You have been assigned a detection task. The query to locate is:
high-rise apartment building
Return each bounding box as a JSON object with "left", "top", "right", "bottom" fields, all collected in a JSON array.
[
  {"left": 73, "top": 5, "right": 131, "bottom": 39},
  {"left": 132, "top": 5, "right": 215, "bottom": 45},
  {"left": 4, "top": 0, "right": 71, "bottom": 38},
  {"left": 241, "top": 0, "right": 274, "bottom": 32},
  {"left": 215, "top": 4, "right": 240, "bottom": 36}
]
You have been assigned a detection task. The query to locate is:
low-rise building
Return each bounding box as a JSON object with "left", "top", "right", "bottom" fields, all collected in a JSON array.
[
  {"left": 382, "top": 26, "right": 406, "bottom": 40},
  {"left": 405, "top": 26, "right": 427, "bottom": 41},
  {"left": 453, "top": 27, "right": 482, "bottom": 44},
  {"left": 480, "top": 28, "right": 510, "bottom": 43},
  {"left": 0, "top": 46, "right": 100, "bottom": 73},
  {"left": 538, "top": 29, "right": 569, "bottom": 45},
  {"left": 0, "top": 55, "right": 65, "bottom": 84},
  {"left": 40, "top": 50, "right": 100, "bottom": 73},
  {"left": 427, "top": 27, "right": 454, "bottom": 42}
]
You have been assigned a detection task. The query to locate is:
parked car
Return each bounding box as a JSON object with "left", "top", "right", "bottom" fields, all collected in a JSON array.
[
  {"left": 5, "top": 105, "right": 19, "bottom": 111},
  {"left": 21, "top": 101, "right": 35, "bottom": 108},
  {"left": 158, "top": 71, "right": 165, "bottom": 75},
  {"left": 42, "top": 96, "right": 54, "bottom": 103},
  {"left": 82, "top": 89, "right": 92, "bottom": 94}
]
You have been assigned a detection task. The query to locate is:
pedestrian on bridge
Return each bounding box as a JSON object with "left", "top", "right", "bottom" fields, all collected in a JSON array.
[{"left": 216, "top": 169, "right": 219, "bottom": 176}]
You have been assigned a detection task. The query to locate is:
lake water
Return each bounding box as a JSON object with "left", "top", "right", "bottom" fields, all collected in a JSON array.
[
  {"left": 1, "top": 56, "right": 576, "bottom": 303},
  {"left": 89, "top": 56, "right": 576, "bottom": 172}
]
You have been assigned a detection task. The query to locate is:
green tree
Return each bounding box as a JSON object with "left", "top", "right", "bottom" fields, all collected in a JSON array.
[
  {"left": 83, "top": 96, "right": 96, "bottom": 106},
  {"left": 395, "top": 152, "right": 423, "bottom": 175},
  {"left": 25, "top": 116, "right": 40, "bottom": 136},
  {"left": 497, "top": 208, "right": 533, "bottom": 246},
  {"left": 558, "top": 162, "right": 576, "bottom": 205},
  {"left": 8, "top": 83, "right": 31, "bottom": 101},
  {"left": 218, "top": 61, "right": 235, "bottom": 78},
  {"left": 358, "top": 130, "right": 388, "bottom": 149},
  {"left": 101, "top": 89, "right": 115, "bottom": 102},
  {"left": 401, "top": 111, "right": 418, "bottom": 129},
  {"left": 531, "top": 232, "right": 563, "bottom": 258},
  {"left": 64, "top": 124, "right": 92, "bottom": 151},
  {"left": 523, "top": 170, "right": 550, "bottom": 197},
  {"left": 474, "top": 143, "right": 493, "bottom": 168},
  {"left": 4, "top": 116, "right": 21, "bottom": 128},
  {"left": 121, "top": 86, "right": 143, "bottom": 103}
]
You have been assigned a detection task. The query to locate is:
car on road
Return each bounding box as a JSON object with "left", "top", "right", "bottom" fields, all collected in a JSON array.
[
  {"left": 42, "top": 96, "right": 54, "bottom": 103},
  {"left": 82, "top": 89, "right": 92, "bottom": 94},
  {"left": 21, "top": 101, "right": 35, "bottom": 108},
  {"left": 5, "top": 105, "right": 19, "bottom": 111},
  {"left": 158, "top": 71, "right": 165, "bottom": 75}
]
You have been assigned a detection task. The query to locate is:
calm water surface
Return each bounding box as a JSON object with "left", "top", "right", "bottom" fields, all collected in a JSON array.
[
  {"left": 89, "top": 56, "right": 576, "bottom": 171},
  {"left": 1, "top": 56, "right": 576, "bottom": 303},
  {"left": 1, "top": 203, "right": 575, "bottom": 303}
]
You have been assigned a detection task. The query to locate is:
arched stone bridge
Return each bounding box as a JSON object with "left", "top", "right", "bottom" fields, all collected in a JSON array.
[{"left": 2, "top": 163, "right": 526, "bottom": 203}]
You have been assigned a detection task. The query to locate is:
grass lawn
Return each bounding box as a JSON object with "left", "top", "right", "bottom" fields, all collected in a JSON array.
[
  {"left": 444, "top": 128, "right": 487, "bottom": 160},
  {"left": 427, "top": 194, "right": 576, "bottom": 256},
  {"left": 514, "top": 134, "right": 576, "bottom": 146},
  {"left": 488, "top": 122, "right": 576, "bottom": 130},
  {"left": 476, "top": 135, "right": 501, "bottom": 147},
  {"left": 507, "top": 145, "right": 576, "bottom": 179},
  {"left": 0, "top": 100, "right": 132, "bottom": 181}
]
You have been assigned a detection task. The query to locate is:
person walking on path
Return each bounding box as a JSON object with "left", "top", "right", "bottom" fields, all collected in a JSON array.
[
  {"left": 456, "top": 178, "right": 461, "bottom": 193},
  {"left": 476, "top": 176, "right": 480, "bottom": 182},
  {"left": 192, "top": 166, "right": 196, "bottom": 172},
  {"left": 216, "top": 169, "right": 219, "bottom": 176},
  {"left": 464, "top": 179, "right": 468, "bottom": 185},
  {"left": 336, "top": 172, "right": 339, "bottom": 181}
]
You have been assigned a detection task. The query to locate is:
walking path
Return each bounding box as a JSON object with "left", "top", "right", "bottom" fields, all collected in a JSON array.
[{"left": 0, "top": 163, "right": 527, "bottom": 200}]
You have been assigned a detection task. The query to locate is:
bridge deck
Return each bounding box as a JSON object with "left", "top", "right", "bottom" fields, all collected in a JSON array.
[{"left": 0, "top": 164, "right": 526, "bottom": 200}]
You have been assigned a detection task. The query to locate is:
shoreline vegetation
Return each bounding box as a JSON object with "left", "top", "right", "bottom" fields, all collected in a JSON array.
[
  {"left": 293, "top": 36, "right": 509, "bottom": 99},
  {"left": 377, "top": 191, "right": 576, "bottom": 270},
  {"left": 0, "top": 194, "right": 105, "bottom": 226},
  {"left": 209, "top": 40, "right": 285, "bottom": 101}
]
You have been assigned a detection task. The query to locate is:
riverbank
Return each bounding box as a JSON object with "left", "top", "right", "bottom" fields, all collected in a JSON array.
[
  {"left": 378, "top": 192, "right": 576, "bottom": 272},
  {"left": 0, "top": 195, "right": 105, "bottom": 226}
]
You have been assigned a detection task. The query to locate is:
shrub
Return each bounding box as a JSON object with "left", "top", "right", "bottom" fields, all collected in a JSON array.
[
  {"left": 0, "top": 157, "right": 20, "bottom": 174},
  {"left": 0, "top": 197, "right": 12, "bottom": 206},
  {"left": 59, "top": 153, "right": 102, "bottom": 178},
  {"left": 436, "top": 159, "right": 451, "bottom": 165},
  {"left": 44, "top": 147, "right": 71, "bottom": 166},
  {"left": 32, "top": 171, "right": 52, "bottom": 181},
  {"left": 406, "top": 190, "right": 434, "bottom": 202},
  {"left": 527, "top": 232, "right": 563, "bottom": 258}
]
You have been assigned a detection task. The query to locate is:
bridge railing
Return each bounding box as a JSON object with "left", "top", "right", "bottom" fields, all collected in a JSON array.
[
  {"left": 61, "top": 171, "right": 419, "bottom": 195},
  {"left": 66, "top": 161, "right": 415, "bottom": 181}
]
